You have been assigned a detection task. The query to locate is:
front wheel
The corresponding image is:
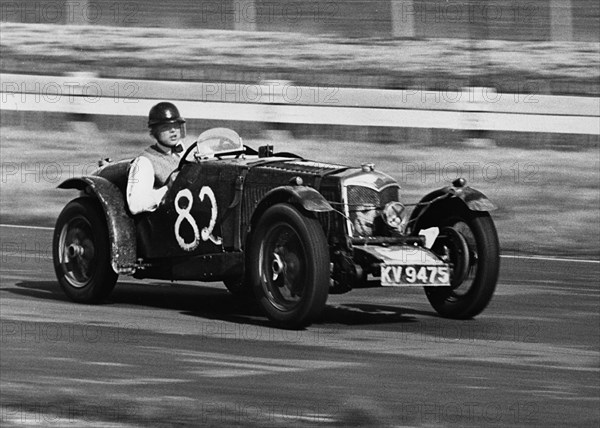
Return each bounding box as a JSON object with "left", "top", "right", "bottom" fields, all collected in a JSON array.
[
  {"left": 53, "top": 198, "right": 118, "bottom": 303},
  {"left": 421, "top": 210, "right": 499, "bottom": 319},
  {"left": 248, "top": 203, "right": 330, "bottom": 328}
]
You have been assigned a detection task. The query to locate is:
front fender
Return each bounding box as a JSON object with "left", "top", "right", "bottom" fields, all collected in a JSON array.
[
  {"left": 262, "top": 185, "right": 334, "bottom": 213},
  {"left": 58, "top": 176, "right": 136, "bottom": 274},
  {"left": 248, "top": 185, "right": 333, "bottom": 235},
  {"left": 409, "top": 183, "right": 496, "bottom": 229}
]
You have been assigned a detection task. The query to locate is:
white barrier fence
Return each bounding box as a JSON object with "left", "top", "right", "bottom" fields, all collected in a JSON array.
[{"left": 1, "top": 73, "right": 598, "bottom": 135}]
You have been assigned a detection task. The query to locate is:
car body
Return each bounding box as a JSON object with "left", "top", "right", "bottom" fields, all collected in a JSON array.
[{"left": 53, "top": 128, "right": 500, "bottom": 327}]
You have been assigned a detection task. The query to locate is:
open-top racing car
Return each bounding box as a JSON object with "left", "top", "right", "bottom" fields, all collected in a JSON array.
[{"left": 53, "top": 128, "right": 499, "bottom": 328}]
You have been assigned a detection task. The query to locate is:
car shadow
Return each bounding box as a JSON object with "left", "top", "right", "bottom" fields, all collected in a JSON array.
[
  {"left": 111, "top": 282, "right": 272, "bottom": 327},
  {"left": 8, "top": 280, "right": 439, "bottom": 329},
  {"left": 8, "top": 280, "right": 269, "bottom": 326},
  {"left": 319, "top": 303, "right": 435, "bottom": 325},
  {"left": 6, "top": 280, "right": 67, "bottom": 301}
]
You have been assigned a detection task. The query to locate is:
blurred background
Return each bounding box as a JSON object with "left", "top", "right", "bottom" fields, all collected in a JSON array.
[
  {"left": 2, "top": 0, "right": 599, "bottom": 40},
  {"left": 1, "top": 0, "right": 598, "bottom": 140},
  {"left": 1, "top": 0, "right": 599, "bottom": 256}
]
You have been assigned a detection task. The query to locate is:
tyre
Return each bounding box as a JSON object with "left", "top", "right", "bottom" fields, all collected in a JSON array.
[
  {"left": 248, "top": 203, "right": 330, "bottom": 328},
  {"left": 53, "top": 197, "right": 118, "bottom": 303},
  {"left": 420, "top": 209, "right": 499, "bottom": 319}
]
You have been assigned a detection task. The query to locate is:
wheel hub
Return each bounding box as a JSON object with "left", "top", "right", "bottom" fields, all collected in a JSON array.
[
  {"left": 67, "top": 243, "right": 85, "bottom": 258},
  {"left": 59, "top": 218, "right": 97, "bottom": 287},
  {"left": 271, "top": 253, "right": 284, "bottom": 281}
]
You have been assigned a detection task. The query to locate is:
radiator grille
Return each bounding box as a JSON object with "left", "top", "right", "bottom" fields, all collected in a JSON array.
[
  {"left": 347, "top": 185, "right": 399, "bottom": 208},
  {"left": 346, "top": 185, "right": 399, "bottom": 237}
]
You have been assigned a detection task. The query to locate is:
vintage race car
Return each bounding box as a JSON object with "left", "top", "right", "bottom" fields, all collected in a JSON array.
[{"left": 53, "top": 128, "right": 499, "bottom": 328}]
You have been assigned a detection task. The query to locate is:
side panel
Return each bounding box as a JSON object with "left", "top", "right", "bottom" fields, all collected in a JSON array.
[
  {"left": 134, "top": 252, "right": 244, "bottom": 281},
  {"left": 58, "top": 177, "right": 137, "bottom": 274},
  {"left": 136, "top": 162, "right": 241, "bottom": 259}
]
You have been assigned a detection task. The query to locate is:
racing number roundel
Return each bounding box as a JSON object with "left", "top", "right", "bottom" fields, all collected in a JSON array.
[{"left": 174, "top": 186, "right": 222, "bottom": 251}]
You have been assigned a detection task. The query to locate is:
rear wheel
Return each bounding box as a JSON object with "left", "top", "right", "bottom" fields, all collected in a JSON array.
[
  {"left": 420, "top": 209, "right": 499, "bottom": 319},
  {"left": 248, "top": 203, "right": 330, "bottom": 328},
  {"left": 53, "top": 198, "right": 117, "bottom": 303}
]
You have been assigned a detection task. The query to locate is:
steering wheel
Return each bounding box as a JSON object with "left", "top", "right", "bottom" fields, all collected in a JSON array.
[{"left": 177, "top": 140, "right": 198, "bottom": 171}]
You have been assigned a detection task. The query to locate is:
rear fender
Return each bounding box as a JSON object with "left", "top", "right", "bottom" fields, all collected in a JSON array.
[{"left": 58, "top": 177, "right": 136, "bottom": 274}]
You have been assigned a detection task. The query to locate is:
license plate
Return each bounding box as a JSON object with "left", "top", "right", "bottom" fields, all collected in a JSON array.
[{"left": 380, "top": 265, "right": 450, "bottom": 286}]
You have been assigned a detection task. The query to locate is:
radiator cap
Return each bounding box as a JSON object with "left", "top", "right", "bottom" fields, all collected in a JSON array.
[{"left": 452, "top": 177, "right": 467, "bottom": 187}]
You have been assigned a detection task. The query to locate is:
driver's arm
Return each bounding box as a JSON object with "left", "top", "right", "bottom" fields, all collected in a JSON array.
[{"left": 126, "top": 156, "right": 168, "bottom": 215}]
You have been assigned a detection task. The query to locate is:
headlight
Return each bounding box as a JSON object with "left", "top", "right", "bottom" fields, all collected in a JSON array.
[{"left": 382, "top": 201, "right": 406, "bottom": 230}]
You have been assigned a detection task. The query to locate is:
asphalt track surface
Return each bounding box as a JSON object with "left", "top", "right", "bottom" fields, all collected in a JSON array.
[{"left": 1, "top": 225, "right": 598, "bottom": 427}]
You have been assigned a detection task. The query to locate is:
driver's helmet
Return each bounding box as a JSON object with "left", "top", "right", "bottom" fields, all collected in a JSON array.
[{"left": 148, "top": 102, "right": 186, "bottom": 138}]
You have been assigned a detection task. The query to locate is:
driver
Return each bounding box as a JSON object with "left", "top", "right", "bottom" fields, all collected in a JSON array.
[{"left": 126, "top": 102, "right": 187, "bottom": 214}]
